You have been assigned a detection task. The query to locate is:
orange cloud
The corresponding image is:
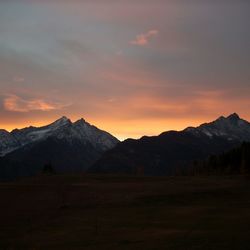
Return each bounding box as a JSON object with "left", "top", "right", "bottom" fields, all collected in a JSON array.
[
  {"left": 130, "top": 30, "right": 159, "bottom": 46},
  {"left": 3, "top": 94, "right": 69, "bottom": 113}
]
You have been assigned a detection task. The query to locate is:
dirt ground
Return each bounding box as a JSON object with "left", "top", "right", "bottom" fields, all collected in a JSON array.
[{"left": 0, "top": 174, "right": 250, "bottom": 250}]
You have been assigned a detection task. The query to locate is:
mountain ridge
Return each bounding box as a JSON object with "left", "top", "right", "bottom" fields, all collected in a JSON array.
[
  {"left": 0, "top": 117, "right": 119, "bottom": 180},
  {"left": 1, "top": 113, "right": 250, "bottom": 179},
  {"left": 184, "top": 113, "right": 250, "bottom": 141},
  {"left": 89, "top": 113, "right": 250, "bottom": 175},
  {"left": 0, "top": 116, "right": 119, "bottom": 157}
]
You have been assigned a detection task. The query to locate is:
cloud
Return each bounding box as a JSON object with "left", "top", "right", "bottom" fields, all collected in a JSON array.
[
  {"left": 130, "top": 30, "right": 159, "bottom": 46},
  {"left": 3, "top": 94, "right": 69, "bottom": 113}
]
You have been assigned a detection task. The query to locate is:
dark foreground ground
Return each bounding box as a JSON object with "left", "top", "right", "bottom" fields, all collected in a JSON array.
[{"left": 0, "top": 174, "right": 250, "bottom": 250}]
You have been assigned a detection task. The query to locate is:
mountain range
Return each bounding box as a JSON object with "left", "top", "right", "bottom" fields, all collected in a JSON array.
[
  {"left": 0, "top": 116, "right": 118, "bottom": 157},
  {"left": 89, "top": 113, "right": 250, "bottom": 175},
  {"left": 0, "top": 117, "right": 119, "bottom": 180},
  {"left": 1, "top": 113, "right": 250, "bottom": 180}
]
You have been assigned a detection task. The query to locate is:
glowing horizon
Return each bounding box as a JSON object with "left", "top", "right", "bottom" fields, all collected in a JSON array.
[
  {"left": 0, "top": 1, "right": 249, "bottom": 139},
  {"left": 1, "top": 112, "right": 249, "bottom": 141}
]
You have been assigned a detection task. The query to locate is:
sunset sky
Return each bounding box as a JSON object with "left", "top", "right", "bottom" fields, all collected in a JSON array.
[{"left": 0, "top": 0, "right": 250, "bottom": 140}]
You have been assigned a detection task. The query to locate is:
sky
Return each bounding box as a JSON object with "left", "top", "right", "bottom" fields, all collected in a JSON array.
[{"left": 0, "top": 0, "right": 250, "bottom": 140}]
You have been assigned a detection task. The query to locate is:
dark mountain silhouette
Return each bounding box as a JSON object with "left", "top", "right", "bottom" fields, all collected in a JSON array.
[
  {"left": 1, "top": 113, "right": 250, "bottom": 180},
  {"left": 89, "top": 114, "right": 250, "bottom": 175},
  {"left": 0, "top": 117, "right": 119, "bottom": 180}
]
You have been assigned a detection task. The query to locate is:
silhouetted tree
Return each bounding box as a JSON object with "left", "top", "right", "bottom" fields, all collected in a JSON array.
[
  {"left": 189, "top": 142, "right": 250, "bottom": 175},
  {"left": 42, "top": 163, "right": 55, "bottom": 174}
]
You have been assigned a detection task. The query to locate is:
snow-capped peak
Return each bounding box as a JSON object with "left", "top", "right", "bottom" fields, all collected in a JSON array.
[
  {"left": 0, "top": 116, "right": 119, "bottom": 156},
  {"left": 50, "top": 116, "right": 72, "bottom": 128},
  {"left": 185, "top": 113, "right": 250, "bottom": 141},
  {"left": 74, "top": 118, "right": 86, "bottom": 125}
]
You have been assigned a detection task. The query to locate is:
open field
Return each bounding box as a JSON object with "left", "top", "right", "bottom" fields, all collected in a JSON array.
[{"left": 1, "top": 174, "right": 250, "bottom": 250}]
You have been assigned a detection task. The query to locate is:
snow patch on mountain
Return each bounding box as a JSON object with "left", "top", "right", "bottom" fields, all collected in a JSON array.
[
  {"left": 184, "top": 113, "right": 250, "bottom": 142},
  {"left": 0, "top": 117, "right": 119, "bottom": 156}
]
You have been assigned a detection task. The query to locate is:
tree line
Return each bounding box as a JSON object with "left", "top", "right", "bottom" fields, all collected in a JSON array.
[{"left": 187, "top": 142, "right": 250, "bottom": 175}]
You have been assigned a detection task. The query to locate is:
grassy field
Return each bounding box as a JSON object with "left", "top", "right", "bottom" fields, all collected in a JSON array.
[{"left": 0, "top": 174, "right": 250, "bottom": 250}]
